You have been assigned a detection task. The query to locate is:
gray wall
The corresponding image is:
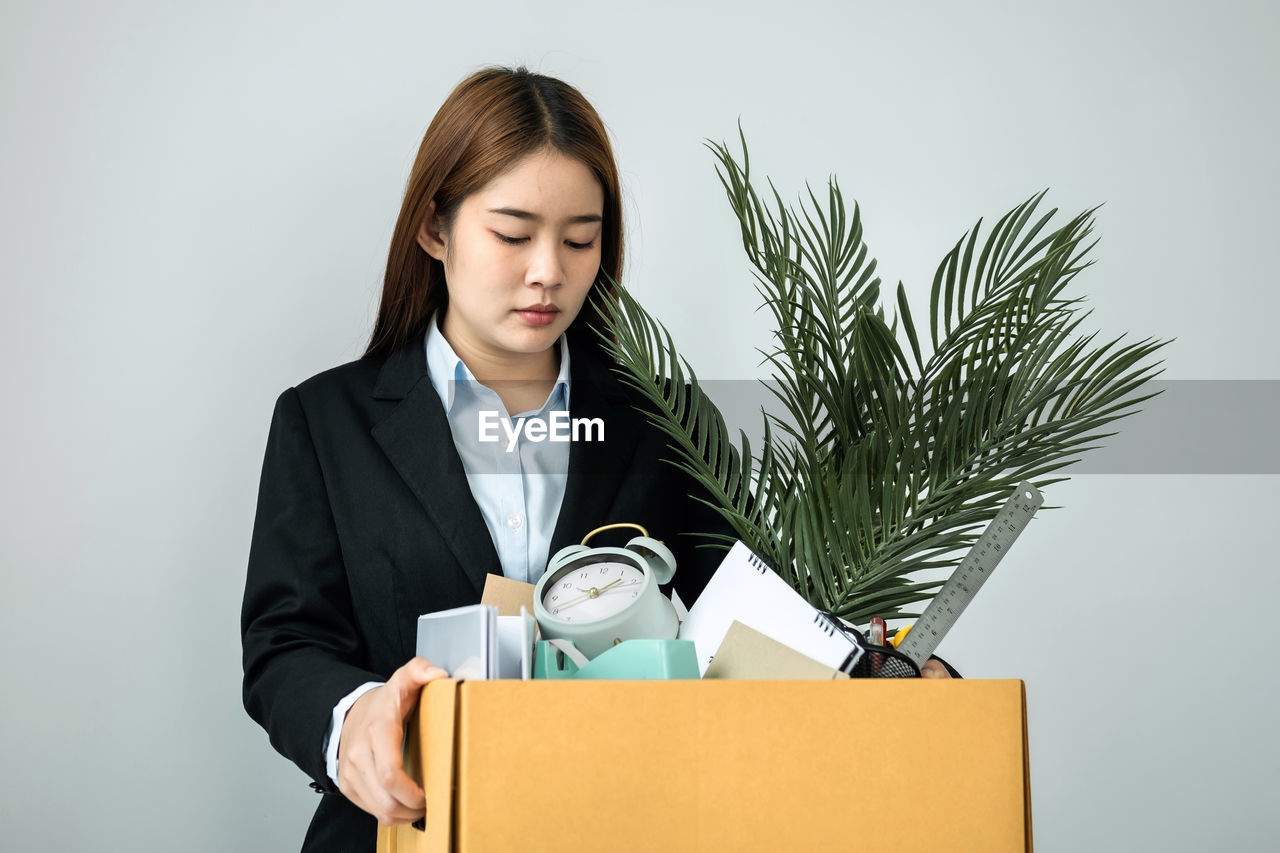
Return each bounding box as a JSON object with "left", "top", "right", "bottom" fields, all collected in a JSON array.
[{"left": 2, "top": 1, "right": 1275, "bottom": 850}]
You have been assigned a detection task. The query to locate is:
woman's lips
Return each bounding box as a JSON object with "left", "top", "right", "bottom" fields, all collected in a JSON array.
[{"left": 515, "top": 305, "right": 559, "bottom": 327}]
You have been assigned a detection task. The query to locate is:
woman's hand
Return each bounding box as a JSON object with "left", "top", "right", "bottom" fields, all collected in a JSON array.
[
  {"left": 336, "top": 657, "right": 448, "bottom": 825},
  {"left": 920, "top": 659, "right": 953, "bottom": 678}
]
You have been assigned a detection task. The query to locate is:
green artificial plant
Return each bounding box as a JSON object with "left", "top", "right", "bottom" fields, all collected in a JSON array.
[{"left": 593, "top": 129, "right": 1170, "bottom": 624}]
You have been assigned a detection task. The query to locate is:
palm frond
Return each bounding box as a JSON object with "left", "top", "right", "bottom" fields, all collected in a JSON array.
[{"left": 595, "top": 128, "right": 1171, "bottom": 620}]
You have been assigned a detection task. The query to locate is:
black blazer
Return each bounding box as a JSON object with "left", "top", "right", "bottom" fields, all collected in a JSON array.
[{"left": 241, "top": 330, "right": 733, "bottom": 851}]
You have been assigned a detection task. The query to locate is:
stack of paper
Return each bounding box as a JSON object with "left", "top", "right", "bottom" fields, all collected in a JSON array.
[
  {"left": 677, "top": 541, "right": 865, "bottom": 676},
  {"left": 702, "top": 621, "right": 850, "bottom": 680}
]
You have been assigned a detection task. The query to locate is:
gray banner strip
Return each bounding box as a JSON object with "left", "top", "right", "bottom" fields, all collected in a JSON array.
[
  {"left": 696, "top": 379, "right": 1280, "bottom": 476},
  {"left": 444, "top": 379, "right": 1280, "bottom": 475}
]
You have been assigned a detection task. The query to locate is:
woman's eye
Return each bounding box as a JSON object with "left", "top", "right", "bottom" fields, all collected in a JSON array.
[{"left": 494, "top": 232, "right": 595, "bottom": 250}]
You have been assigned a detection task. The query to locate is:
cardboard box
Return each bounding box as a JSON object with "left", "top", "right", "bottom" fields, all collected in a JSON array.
[{"left": 380, "top": 679, "right": 1032, "bottom": 852}]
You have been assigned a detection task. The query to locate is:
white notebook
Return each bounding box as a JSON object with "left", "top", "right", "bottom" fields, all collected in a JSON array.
[{"left": 677, "top": 541, "right": 865, "bottom": 676}]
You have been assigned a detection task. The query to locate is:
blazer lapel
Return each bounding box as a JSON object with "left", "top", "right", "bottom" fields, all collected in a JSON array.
[
  {"left": 370, "top": 335, "right": 500, "bottom": 598},
  {"left": 550, "top": 335, "right": 644, "bottom": 552}
]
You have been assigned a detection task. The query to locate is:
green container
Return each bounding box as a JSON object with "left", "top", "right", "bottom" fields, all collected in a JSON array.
[{"left": 533, "top": 638, "right": 700, "bottom": 680}]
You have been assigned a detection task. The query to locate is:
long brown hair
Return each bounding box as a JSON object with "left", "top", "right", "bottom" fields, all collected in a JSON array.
[{"left": 364, "top": 66, "right": 624, "bottom": 359}]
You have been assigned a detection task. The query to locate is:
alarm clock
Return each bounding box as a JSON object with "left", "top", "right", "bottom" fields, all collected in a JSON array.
[{"left": 534, "top": 523, "right": 680, "bottom": 660}]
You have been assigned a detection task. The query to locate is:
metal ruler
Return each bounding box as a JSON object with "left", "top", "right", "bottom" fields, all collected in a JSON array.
[{"left": 895, "top": 481, "right": 1044, "bottom": 668}]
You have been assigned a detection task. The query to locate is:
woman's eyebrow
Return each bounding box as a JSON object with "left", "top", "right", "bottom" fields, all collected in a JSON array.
[{"left": 487, "top": 207, "right": 602, "bottom": 225}]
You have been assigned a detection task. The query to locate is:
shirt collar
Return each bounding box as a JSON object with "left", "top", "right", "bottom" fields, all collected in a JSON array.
[{"left": 423, "top": 312, "right": 572, "bottom": 414}]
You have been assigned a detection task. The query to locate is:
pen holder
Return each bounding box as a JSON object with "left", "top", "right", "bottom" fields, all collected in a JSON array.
[
  {"left": 822, "top": 613, "right": 923, "bottom": 678},
  {"left": 848, "top": 639, "right": 922, "bottom": 678}
]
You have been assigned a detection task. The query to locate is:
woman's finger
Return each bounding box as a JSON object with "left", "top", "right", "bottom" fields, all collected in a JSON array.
[
  {"left": 368, "top": 716, "right": 427, "bottom": 812},
  {"left": 387, "top": 658, "right": 448, "bottom": 717},
  {"left": 346, "top": 727, "right": 425, "bottom": 825}
]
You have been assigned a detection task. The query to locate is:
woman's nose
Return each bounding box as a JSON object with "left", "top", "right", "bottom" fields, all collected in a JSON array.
[{"left": 526, "top": 240, "right": 565, "bottom": 289}]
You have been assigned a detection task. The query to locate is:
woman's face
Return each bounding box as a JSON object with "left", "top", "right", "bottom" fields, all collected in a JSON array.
[{"left": 420, "top": 148, "right": 605, "bottom": 368}]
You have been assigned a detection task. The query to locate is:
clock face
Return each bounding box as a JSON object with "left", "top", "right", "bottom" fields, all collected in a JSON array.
[{"left": 541, "top": 560, "right": 646, "bottom": 623}]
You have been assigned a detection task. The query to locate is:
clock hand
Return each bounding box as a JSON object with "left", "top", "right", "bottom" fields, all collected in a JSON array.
[
  {"left": 551, "top": 578, "right": 626, "bottom": 614},
  {"left": 551, "top": 591, "right": 592, "bottom": 612},
  {"left": 573, "top": 579, "right": 624, "bottom": 597}
]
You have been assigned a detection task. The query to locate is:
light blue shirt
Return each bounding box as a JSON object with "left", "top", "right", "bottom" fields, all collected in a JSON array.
[{"left": 423, "top": 315, "right": 571, "bottom": 584}]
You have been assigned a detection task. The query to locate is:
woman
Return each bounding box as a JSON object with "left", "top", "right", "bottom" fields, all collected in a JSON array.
[{"left": 240, "top": 66, "right": 736, "bottom": 851}]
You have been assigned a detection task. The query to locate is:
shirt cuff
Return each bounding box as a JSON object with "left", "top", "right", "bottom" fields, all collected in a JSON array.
[{"left": 323, "top": 681, "right": 383, "bottom": 787}]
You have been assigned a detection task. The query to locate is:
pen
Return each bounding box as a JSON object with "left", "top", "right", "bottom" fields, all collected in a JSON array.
[{"left": 868, "top": 616, "right": 886, "bottom": 676}]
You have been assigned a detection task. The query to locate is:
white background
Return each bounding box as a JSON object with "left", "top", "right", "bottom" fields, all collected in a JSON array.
[{"left": 2, "top": 1, "right": 1276, "bottom": 850}]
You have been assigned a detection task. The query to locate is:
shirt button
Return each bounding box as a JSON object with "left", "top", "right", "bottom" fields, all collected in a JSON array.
[{"left": 507, "top": 514, "right": 523, "bottom": 530}]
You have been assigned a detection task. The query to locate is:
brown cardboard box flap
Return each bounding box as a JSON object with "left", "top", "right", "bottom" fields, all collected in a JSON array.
[{"left": 479, "top": 574, "right": 535, "bottom": 617}]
